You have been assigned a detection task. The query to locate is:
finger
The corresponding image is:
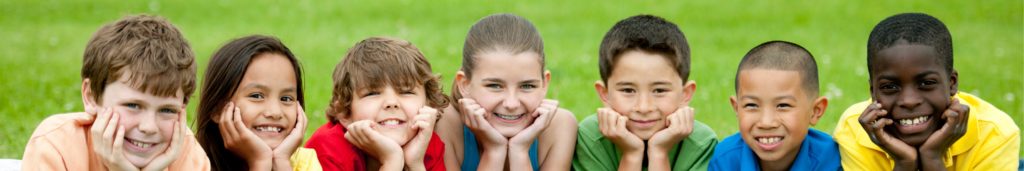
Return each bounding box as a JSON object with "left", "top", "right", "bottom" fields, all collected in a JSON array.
[
  {"left": 112, "top": 125, "right": 125, "bottom": 157},
  {"left": 223, "top": 106, "right": 238, "bottom": 140},
  {"left": 91, "top": 107, "right": 112, "bottom": 135},
  {"left": 103, "top": 112, "right": 121, "bottom": 145}
]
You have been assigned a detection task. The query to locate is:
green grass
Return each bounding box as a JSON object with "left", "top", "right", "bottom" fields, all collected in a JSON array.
[{"left": 2, "top": 0, "right": 1021, "bottom": 158}]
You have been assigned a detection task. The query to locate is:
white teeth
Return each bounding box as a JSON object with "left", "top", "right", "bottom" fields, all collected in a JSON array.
[
  {"left": 756, "top": 137, "right": 782, "bottom": 144},
  {"left": 897, "top": 116, "right": 930, "bottom": 126},
  {"left": 128, "top": 139, "right": 152, "bottom": 148},
  {"left": 380, "top": 120, "right": 401, "bottom": 126},
  {"left": 256, "top": 126, "right": 282, "bottom": 132},
  {"left": 494, "top": 113, "right": 523, "bottom": 120}
]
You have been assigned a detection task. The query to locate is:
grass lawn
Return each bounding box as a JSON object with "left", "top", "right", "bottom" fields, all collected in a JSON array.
[{"left": 2, "top": 0, "right": 1021, "bottom": 158}]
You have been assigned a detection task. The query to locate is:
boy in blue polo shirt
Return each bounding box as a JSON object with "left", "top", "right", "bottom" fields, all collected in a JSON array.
[{"left": 709, "top": 41, "right": 840, "bottom": 171}]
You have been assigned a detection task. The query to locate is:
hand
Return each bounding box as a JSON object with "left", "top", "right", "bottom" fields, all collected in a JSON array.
[
  {"left": 919, "top": 99, "right": 970, "bottom": 170},
  {"left": 459, "top": 99, "right": 508, "bottom": 149},
  {"left": 140, "top": 107, "right": 187, "bottom": 171},
  {"left": 345, "top": 120, "right": 404, "bottom": 168},
  {"left": 648, "top": 106, "right": 694, "bottom": 154},
  {"left": 509, "top": 99, "right": 559, "bottom": 150},
  {"left": 596, "top": 108, "right": 644, "bottom": 156},
  {"left": 402, "top": 107, "right": 439, "bottom": 171},
  {"left": 858, "top": 102, "right": 917, "bottom": 170},
  {"left": 90, "top": 107, "right": 140, "bottom": 171},
  {"left": 272, "top": 103, "right": 309, "bottom": 170},
  {"left": 218, "top": 102, "right": 272, "bottom": 170}
]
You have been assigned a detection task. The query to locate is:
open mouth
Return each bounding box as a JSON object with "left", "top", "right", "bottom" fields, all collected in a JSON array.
[
  {"left": 377, "top": 118, "right": 406, "bottom": 128},
  {"left": 254, "top": 126, "right": 283, "bottom": 133},
  {"left": 493, "top": 112, "right": 525, "bottom": 122},
  {"left": 753, "top": 136, "right": 784, "bottom": 151},
  {"left": 125, "top": 138, "right": 156, "bottom": 152},
  {"left": 897, "top": 115, "right": 930, "bottom": 126},
  {"left": 893, "top": 115, "right": 932, "bottom": 134}
]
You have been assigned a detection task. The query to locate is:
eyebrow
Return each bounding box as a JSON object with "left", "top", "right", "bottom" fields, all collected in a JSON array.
[
  {"left": 876, "top": 70, "right": 941, "bottom": 81},
  {"left": 520, "top": 79, "right": 540, "bottom": 84},
  {"left": 243, "top": 83, "right": 269, "bottom": 90},
  {"left": 650, "top": 81, "right": 672, "bottom": 86},
  {"left": 482, "top": 78, "right": 505, "bottom": 83}
]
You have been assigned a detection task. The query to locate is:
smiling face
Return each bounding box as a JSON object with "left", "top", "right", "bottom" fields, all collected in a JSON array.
[
  {"left": 458, "top": 51, "right": 548, "bottom": 138},
  {"left": 598, "top": 50, "right": 690, "bottom": 140},
  {"left": 229, "top": 53, "right": 298, "bottom": 149},
  {"left": 346, "top": 84, "right": 426, "bottom": 146},
  {"left": 869, "top": 43, "right": 957, "bottom": 147},
  {"left": 732, "top": 69, "right": 825, "bottom": 166},
  {"left": 87, "top": 76, "right": 184, "bottom": 168}
]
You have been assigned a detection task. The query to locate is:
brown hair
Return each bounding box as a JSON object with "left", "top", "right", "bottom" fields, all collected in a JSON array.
[
  {"left": 326, "top": 37, "right": 449, "bottom": 123},
  {"left": 195, "top": 35, "right": 304, "bottom": 171},
  {"left": 451, "top": 13, "right": 545, "bottom": 101},
  {"left": 598, "top": 15, "right": 690, "bottom": 84},
  {"left": 82, "top": 15, "right": 196, "bottom": 104}
]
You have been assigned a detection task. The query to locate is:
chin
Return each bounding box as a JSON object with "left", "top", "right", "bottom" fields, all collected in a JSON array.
[
  {"left": 496, "top": 125, "right": 526, "bottom": 138},
  {"left": 380, "top": 128, "right": 413, "bottom": 146}
]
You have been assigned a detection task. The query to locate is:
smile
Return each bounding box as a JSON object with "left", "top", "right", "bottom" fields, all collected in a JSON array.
[{"left": 897, "top": 115, "right": 930, "bottom": 126}]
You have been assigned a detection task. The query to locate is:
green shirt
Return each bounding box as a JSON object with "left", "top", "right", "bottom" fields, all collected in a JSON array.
[{"left": 572, "top": 114, "right": 718, "bottom": 171}]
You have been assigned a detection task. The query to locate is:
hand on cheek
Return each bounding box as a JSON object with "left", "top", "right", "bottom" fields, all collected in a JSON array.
[
  {"left": 90, "top": 107, "right": 139, "bottom": 171},
  {"left": 402, "top": 106, "right": 438, "bottom": 171},
  {"left": 509, "top": 99, "right": 559, "bottom": 150},
  {"left": 218, "top": 102, "right": 272, "bottom": 170},
  {"left": 919, "top": 99, "right": 970, "bottom": 170},
  {"left": 272, "top": 103, "right": 309, "bottom": 170},
  {"left": 344, "top": 120, "right": 404, "bottom": 169},
  {"left": 648, "top": 106, "right": 693, "bottom": 154},
  {"left": 858, "top": 102, "right": 918, "bottom": 170},
  {"left": 143, "top": 107, "right": 186, "bottom": 171},
  {"left": 459, "top": 99, "right": 508, "bottom": 149}
]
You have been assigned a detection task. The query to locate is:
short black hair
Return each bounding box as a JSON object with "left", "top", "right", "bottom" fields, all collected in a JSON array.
[
  {"left": 735, "top": 41, "right": 819, "bottom": 97},
  {"left": 867, "top": 13, "right": 953, "bottom": 76},
  {"left": 598, "top": 14, "right": 690, "bottom": 83}
]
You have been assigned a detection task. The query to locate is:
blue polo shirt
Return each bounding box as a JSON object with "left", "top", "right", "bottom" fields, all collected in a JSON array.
[{"left": 709, "top": 129, "right": 840, "bottom": 171}]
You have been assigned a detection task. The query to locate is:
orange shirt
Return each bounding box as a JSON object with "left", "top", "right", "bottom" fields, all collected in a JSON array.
[{"left": 22, "top": 112, "right": 211, "bottom": 171}]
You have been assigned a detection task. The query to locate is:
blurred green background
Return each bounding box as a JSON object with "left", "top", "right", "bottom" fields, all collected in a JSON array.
[{"left": 1, "top": 0, "right": 1021, "bottom": 158}]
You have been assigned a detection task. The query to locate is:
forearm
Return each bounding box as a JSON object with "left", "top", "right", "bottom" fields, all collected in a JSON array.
[
  {"left": 477, "top": 146, "right": 508, "bottom": 171},
  {"left": 271, "top": 157, "right": 292, "bottom": 171},
  {"left": 508, "top": 145, "right": 533, "bottom": 171},
  {"left": 617, "top": 150, "right": 643, "bottom": 171},
  {"left": 890, "top": 158, "right": 919, "bottom": 171},
  {"left": 917, "top": 151, "right": 946, "bottom": 171},
  {"left": 646, "top": 148, "right": 670, "bottom": 171}
]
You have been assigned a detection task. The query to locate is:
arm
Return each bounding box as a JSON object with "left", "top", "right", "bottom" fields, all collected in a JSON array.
[
  {"left": 537, "top": 108, "right": 577, "bottom": 170},
  {"left": 22, "top": 137, "right": 67, "bottom": 171},
  {"left": 435, "top": 106, "right": 464, "bottom": 171}
]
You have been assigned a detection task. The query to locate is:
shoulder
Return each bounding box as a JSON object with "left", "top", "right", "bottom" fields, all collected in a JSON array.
[
  {"left": 290, "top": 148, "right": 323, "bottom": 171},
  {"left": 804, "top": 129, "right": 840, "bottom": 159},
  {"left": 958, "top": 92, "right": 1019, "bottom": 136},
  {"left": 575, "top": 114, "right": 602, "bottom": 142},
  {"left": 711, "top": 133, "right": 746, "bottom": 157},
  {"left": 833, "top": 100, "right": 872, "bottom": 139},
  {"left": 434, "top": 105, "right": 464, "bottom": 146},
  {"left": 169, "top": 134, "right": 212, "bottom": 170},
  {"left": 687, "top": 120, "right": 718, "bottom": 146},
  {"left": 542, "top": 108, "right": 578, "bottom": 136},
  {"left": 30, "top": 112, "right": 93, "bottom": 138}
]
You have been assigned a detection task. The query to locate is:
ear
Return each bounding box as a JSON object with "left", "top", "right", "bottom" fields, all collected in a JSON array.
[
  {"left": 81, "top": 79, "right": 98, "bottom": 115},
  {"left": 948, "top": 69, "right": 959, "bottom": 96},
  {"left": 809, "top": 96, "right": 829, "bottom": 125},
  {"left": 729, "top": 95, "right": 739, "bottom": 118},
  {"left": 680, "top": 80, "right": 697, "bottom": 106},
  {"left": 541, "top": 70, "right": 552, "bottom": 98},
  {"left": 594, "top": 81, "right": 610, "bottom": 107},
  {"left": 455, "top": 71, "right": 470, "bottom": 98}
]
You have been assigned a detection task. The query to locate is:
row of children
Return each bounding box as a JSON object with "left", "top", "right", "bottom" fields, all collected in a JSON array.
[{"left": 21, "top": 12, "right": 1019, "bottom": 171}]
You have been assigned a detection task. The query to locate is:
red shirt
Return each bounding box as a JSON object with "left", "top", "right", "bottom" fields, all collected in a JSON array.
[{"left": 305, "top": 122, "right": 446, "bottom": 171}]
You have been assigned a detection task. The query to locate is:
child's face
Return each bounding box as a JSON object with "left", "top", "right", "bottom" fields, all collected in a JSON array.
[
  {"left": 230, "top": 53, "right": 298, "bottom": 149},
  {"left": 869, "top": 43, "right": 957, "bottom": 147},
  {"left": 597, "top": 50, "right": 692, "bottom": 140},
  {"left": 458, "top": 51, "right": 548, "bottom": 138},
  {"left": 87, "top": 76, "right": 184, "bottom": 168},
  {"left": 346, "top": 84, "right": 426, "bottom": 146},
  {"left": 731, "top": 69, "right": 825, "bottom": 164}
]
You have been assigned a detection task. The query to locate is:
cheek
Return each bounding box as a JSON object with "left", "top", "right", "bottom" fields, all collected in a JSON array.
[
  {"left": 348, "top": 101, "right": 378, "bottom": 121},
  {"left": 236, "top": 102, "right": 262, "bottom": 127},
  {"left": 401, "top": 97, "right": 426, "bottom": 116},
  {"left": 158, "top": 119, "right": 175, "bottom": 140}
]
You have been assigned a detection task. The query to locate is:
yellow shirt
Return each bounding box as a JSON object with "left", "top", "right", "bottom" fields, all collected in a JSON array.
[
  {"left": 22, "top": 112, "right": 211, "bottom": 171},
  {"left": 290, "top": 147, "right": 322, "bottom": 171},
  {"left": 833, "top": 92, "right": 1020, "bottom": 170}
]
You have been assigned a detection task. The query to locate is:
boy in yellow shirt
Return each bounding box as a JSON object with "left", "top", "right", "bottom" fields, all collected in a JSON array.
[
  {"left": 833, "top": 13, "right": 1019, "bottom": 170},
  {"left": 21, "top": 15, "right": 210, "bottom": 170}
]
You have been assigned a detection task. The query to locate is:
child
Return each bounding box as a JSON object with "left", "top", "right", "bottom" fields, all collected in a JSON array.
[
  {"left": 305, "top": 37, "right": 448, "bottom": 171},
  {"left": 434, "top": 13, "right": 578, "bottom": 171},
  {"left": 21, "top": 15, "right": 210, "bottom": 170},
  {"left": 572, "top": 14, "right": 718, "bottom": 171},
  {"left": 709, "top": 41, "right": 840, "bottom": 171},
  {"left": 833, "top": 13, "right": 1020, "bottom": 170},
  {"left": 194, "top": 35, "right": 321, "bottom": 171}
]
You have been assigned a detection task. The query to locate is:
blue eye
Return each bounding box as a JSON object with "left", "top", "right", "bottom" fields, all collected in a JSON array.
[
  {"left": 125, "top": 103, "right": 141, "bottom": 109},
  {"left": 159, "top": 108, "right": 178, "bottom": 114},
  {"left": 520, "top": 84, "right": 537, "bottom": 90},
  {"left": 485, "top": 84, "right": 502, "bottom": 89}
]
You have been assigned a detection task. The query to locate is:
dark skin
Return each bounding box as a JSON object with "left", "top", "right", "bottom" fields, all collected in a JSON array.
[{"left": 858, "top": 42, "right": 971, "bottom": 171}]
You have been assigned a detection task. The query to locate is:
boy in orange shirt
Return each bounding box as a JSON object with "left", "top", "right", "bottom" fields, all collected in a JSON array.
[{"left": 22, "top": 15, "right": 210, "bottom": 170}]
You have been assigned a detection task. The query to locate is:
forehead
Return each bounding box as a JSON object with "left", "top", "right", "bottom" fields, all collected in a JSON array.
[
  {"left": 241, "top": 53, "right": 297, "bottom": 88},
  {"left": 872, "top": 44, "right": 945, "bottom": 78},
  {"left": 736, "top": 69, "right": 806, "bottom": 98},
  {"left": 608, "top": 50, "right": 680, "bottom": 85},
  {"left": 103, "top": 79, "right": 185, "bottom": 108},
  {"left": 472, "top": 51, "right": 543, "bottom": 80}
]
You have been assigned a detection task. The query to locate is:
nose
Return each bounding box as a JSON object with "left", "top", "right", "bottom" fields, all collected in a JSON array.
[
  {"left": 502, "top": 91, "right": 522, "bottom": 112},
  {"left": 634, "top": 93, "right": 654, "bottom": 115},
  {"left": 137, "top": 111, "right": 159, "bottom": 135},
  {"left": 756, "top": 111, "right": 781, "bottom": 129},
  {"left": 264, "top": 102, "right": 284, "bottom": 120},
  {"left": 897, "top": 89, "right": 922, "bottom": 111},
  {"left": 383, "top": 89, "right": 401, "bottom": 110}
]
